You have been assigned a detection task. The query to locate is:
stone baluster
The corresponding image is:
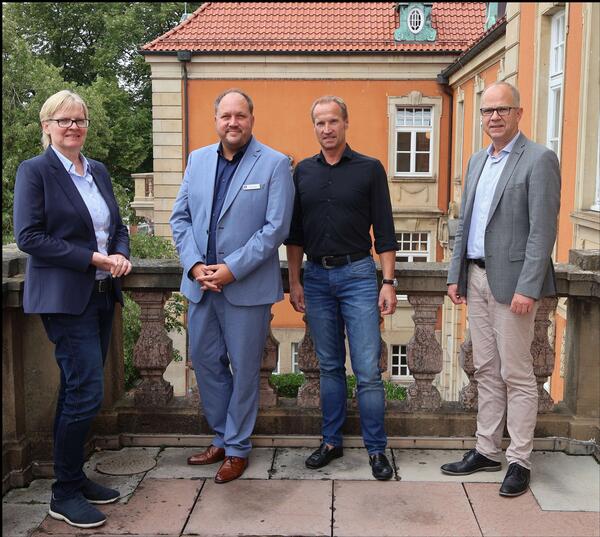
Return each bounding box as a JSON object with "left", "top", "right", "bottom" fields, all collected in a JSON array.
[
  {"left": 459, "top": 330, "right": 478, "bottom": 410},
  {"left": 297, "top": 317, "right": 321, "bottom": 408},
  {"left": 259, "top": 314, "right": 279, "bottom": 408},
  {"left": 406, "top": 295, "right": 444, "bottom": 411},
  {"left": 532, "top": 297, "right": 558, "bottom": 413},
  {"left": 130, "top": 290, "right": 174, "bottom": 407}
]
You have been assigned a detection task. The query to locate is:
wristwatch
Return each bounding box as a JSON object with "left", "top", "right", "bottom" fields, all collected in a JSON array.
[{"left": 382, "top": 278, "right": 398, "bottom": 287}]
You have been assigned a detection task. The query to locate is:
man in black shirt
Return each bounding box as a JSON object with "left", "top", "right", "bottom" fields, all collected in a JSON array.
[{"left": 285, "top": 96, "right": 398, "bottom": 480}]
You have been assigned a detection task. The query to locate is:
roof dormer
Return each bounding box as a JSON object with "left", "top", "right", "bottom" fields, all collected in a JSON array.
[{"left": 394, "top": 3, "right": 437, "bottom": 42}]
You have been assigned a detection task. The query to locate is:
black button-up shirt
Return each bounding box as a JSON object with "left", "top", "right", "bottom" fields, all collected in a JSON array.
[
  {"left": 206, "top": 139, "right": 250, "bottom": 264},
  {"left": 285, "top": 145, "right": 397, "bottom": 257}
]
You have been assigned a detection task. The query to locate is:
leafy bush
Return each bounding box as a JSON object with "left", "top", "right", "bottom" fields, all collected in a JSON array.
[
  {"left": 130, "top": 232, "right": 178, "bottom": 259},
  {"left": 269, "top": 373, "right": 406, "bottom": 401}
]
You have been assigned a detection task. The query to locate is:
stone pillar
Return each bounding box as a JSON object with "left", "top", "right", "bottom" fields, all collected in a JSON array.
[
  {"left": 459, "top": 330, "right": 478, "bottom": 410},
  {"left": 130, "top": 290, "right": 174, "bottom": 407},
  {"left": 297, "top": 317, "right": 320, "bottom": 408},
  {"left": 406, "top": 296, "right": 444, "bottom": 411},
  {"left": 259, "top": 315, "right": 279, "bottom": 408},
  {"left": 532, "top": 297, "right": 558, "bottom": 413}
]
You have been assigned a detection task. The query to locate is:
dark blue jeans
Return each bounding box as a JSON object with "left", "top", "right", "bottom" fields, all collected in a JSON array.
[
  {"left": 41, "top": 289, "right": 114, "bottom": 500},
  {"left": 303, "top": 256, "right": 387, "bottom": 454}
]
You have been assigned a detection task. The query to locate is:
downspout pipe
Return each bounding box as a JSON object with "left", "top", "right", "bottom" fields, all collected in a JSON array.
[
  {"left": 436, "top": 74, "right": 454, "bottom": 218},
  {"left": 177, "top": 50, "right": 192, "bottom": 162}
]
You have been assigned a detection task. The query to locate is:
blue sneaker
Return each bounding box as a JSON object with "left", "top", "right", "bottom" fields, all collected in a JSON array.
[
  {"left": 49, "top": 493, "right": 106, "bottom": 528},
  {"left": 81, "top": 478, "right": 120, "bottom": 504}
]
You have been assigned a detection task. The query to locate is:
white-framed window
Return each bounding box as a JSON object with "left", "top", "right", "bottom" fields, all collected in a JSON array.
[
  {"left": 394, "top": 107, "right": 433, "bottom": 176},
  {"left": 391, "top": 344, "right": 411, "bottom": 379},
  {"left": 547, "top": 10, "right": 565, "bottom": 156},
  {"left": 274, "top": 346, "right": 281, "bottom": 374},
  {"left": 407, "top": 7, "right": 424, "bottom": 34},
  {"left": 291, "top": 342, "right": 300, "bottom": 373},
  {"left": 396, "top": 232, "right": 430, "bottom": 263}
]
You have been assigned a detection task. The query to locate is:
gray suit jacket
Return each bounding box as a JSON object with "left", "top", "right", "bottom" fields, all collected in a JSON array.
[{"left": 447, "top": 133, "right": 561, "bottom": 305}]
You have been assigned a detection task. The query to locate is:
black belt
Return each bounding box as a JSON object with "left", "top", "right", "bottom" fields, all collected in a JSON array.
[
  {"left": 308, "top": 252, "right": 370, "bottom": 269},
  {"left": 94, "top": 278, "right": 113, "bottom": 293},
  {"left": 468, "top": 258, "right": 486, "bottom": 269}
]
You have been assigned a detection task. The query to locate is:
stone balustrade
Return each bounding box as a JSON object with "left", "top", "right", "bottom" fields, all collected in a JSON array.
[{"left": 3, "top": 247, "right": 599, "bottom": 493}]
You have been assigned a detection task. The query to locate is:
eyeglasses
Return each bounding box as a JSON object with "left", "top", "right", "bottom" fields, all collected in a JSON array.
[
  {"left": 46, "top": 118, "right": 90, "bottom": 128},
  {"left": 480, "top": 107, "right": 517, "bottom": 117}
]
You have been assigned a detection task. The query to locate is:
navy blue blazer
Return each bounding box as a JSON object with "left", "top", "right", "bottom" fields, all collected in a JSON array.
[{"left": 14, "top": 147, "right": 130, "bottom": 314}]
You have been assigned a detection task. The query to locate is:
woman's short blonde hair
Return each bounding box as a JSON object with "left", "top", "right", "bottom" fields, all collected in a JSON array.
[{"left": 39, "top": 90, "right": 89, "bottom": 149}]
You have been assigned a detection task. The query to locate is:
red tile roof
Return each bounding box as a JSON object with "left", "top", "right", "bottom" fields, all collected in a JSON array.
[{"left": 143, "top": 2, "right": 487, "bottom": 54}]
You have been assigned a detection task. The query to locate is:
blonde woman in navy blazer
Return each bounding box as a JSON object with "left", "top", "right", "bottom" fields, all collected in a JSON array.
[{"left": 14, "top": 90, "right": 131, "bottom": 529}]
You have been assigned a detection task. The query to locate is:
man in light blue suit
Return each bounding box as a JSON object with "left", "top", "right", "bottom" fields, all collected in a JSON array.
[{"left": 170, "top": 89, "right": 294, "bottom": 483}]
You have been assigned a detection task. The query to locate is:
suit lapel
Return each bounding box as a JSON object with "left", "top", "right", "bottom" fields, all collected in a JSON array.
[
  {"left": 89, "top": 161, "right": 117, "bottom": 233},
  {"left": 486, "top": 134, "right": 526, "bottom": 226},
  {"left": 464, "top": 151, "right": 488, "bottom": 220},
  {"left": 218, "top": 139, "right": 261, "bottom": 221},
  {"left": 201, "top": 147, "right": 219, "bottom": 225},
  {"left": 45, "top": 148, "right": 95, "bottom": 235}
]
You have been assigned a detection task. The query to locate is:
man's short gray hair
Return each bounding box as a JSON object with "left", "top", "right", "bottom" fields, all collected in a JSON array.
[
  {"left": 310, "top": 95, "right": 348, "bottom": 122},
  {"left": 483, "top": 81, "right": 521, "bottom": 107},
  {"left": 214, "top": 88, "right": 254, "bottom": 114}
]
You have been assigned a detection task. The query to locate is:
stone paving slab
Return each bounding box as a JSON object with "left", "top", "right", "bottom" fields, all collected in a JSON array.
[
  {"left": 394, "top": 449, "right": 506, "bottom": 482},
  {"left": 529, "top": 451, "right": 600, "bottom": 512},
  {"left": 184, "top": 479, "right": 332, "bottom": 536},
  {"left": 3, "top": 504, "right": 50, "bottom": 537},
  {"left": 333, "top": 481, "right": 481, "bottom": 537},
  {"left": 3, "top": 478, "right": 53, "bottom": 504},
  {"left": 36, "top": 478, "right": 202, "bottom": 535},
  {"left": 272, "top": 447, "right": 396, "bottom": 480},
  {"left": 466, "top": 483, "right": 600, "bottom": 537},
  {"left": 146, "top": 447, "right": 273, "bottom": 479}
]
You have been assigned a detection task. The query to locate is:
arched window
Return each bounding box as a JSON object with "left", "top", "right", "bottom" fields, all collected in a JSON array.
[{"left": 408, "top": 7, "right": 424, "bottom": 34}]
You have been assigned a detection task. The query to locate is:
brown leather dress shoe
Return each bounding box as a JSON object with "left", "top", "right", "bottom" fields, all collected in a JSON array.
[
  {"left": 214, "top": 456, "right": 248, "bottom": 483},
  {"left": 187, "top": 445, "right": 225, "bottom": 465}
]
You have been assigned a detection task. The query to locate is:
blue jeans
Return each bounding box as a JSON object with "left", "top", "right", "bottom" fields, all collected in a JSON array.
[
  {"left": 303, "top": 256, "right": 387, "bottom": 454},
  {"left": 41, "top": 289, "right": 114, "bottom": 500}
]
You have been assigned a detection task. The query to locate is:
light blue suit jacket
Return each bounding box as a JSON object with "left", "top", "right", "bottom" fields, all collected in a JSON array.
[{"left": 170, "top": 137, "right": 294, "bottom": 306}]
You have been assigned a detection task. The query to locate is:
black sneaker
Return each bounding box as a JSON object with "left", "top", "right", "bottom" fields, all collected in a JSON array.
[
  {"left": 499, "top": 462, "right": 530, "bottom": 497},
  {"left": 81, "top": 478, "right": 120, "bottom": 504},
  {"left": 49, "top": 493, "right": 106, "bottom": 529},
  {"left": 305, "top": 443, "right": 343, "bottom": 469},
  {"left": 369, "top": 453, "right": 393, "bottom": 481},
  {"left": 440, "top": 449, "right": 502, "bottom": 475}
]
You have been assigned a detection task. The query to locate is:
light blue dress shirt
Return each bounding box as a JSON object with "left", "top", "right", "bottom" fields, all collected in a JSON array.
[
  {"left": 467, "top": 132, "right": 521, "bottom": 260},
  {"left": 51, "top": 146, "right": 111, "bottom": 279}
]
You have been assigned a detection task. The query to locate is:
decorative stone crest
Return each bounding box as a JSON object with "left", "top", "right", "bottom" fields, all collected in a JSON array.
[
  {"left": 406, "top": 295, "right": 443, "bottom": 411},
  {"left": 458, "top": 330, "right": 478, "bottom": 410},
  {"left": 130, "top": 290, "right": 174, "bottom": 407},
  {"left": 532, "top": 297, "right": 558, "bottom": 413},
  {"left": 297, "top": 317, "right": 320, "bottom": 408},
  {"left": 259, "top": 314, "right": 279, "bottom": 408}
]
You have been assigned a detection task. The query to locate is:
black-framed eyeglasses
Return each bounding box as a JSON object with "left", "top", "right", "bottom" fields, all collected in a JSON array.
[
  {"left": 47, "top": 118, "right": 90, "bottom": 128},
  {"left": 480, "top": 107, "right": 517, "bottom": 117}
]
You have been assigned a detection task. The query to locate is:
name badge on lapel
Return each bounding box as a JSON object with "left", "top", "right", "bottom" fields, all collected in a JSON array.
[{"left": 242, "top": 183, "right": 262, "bottom": 190}]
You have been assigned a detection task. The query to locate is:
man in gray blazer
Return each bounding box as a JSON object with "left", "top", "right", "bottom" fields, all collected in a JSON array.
[
  {"left": 440, "top": 82, "right": 560, "bottom": 497},
  {"left": 170, "top": 89, "right": 294, "bottom": 483}
]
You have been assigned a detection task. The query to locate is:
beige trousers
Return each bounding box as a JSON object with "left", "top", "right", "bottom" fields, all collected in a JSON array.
[{"left": 467, "top": 264, "right": 539, "bottom": 470}]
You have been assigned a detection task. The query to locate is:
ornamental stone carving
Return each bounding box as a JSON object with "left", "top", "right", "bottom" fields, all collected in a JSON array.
[
  {"left": 259, "top": 315, "right": 279, "bottom": 408},
  {"left": 406, "top": 295, "right": 443, "bottom": 411},
  {"left": 297, "top": 317, "right": 320, "bottom": 408},
  {"left": 459, "top": 330, "right": 478, "bottom": 411},
  {"left": 532, "top": 297, "right": 558, "bottom": 413},
  {"left": 130, "top": 290, "right": 174, "bottom": 407}
]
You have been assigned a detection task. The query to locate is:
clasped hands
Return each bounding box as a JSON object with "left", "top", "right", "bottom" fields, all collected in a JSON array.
[
  {"left": 191, "top": 263, "right": 235, "bottom": 292},
  {"left": 447, "top": 284, "right": 535, "bottom": 315},
  {"left": 92, "top": 252, "right": 132, "bottom": 278}
]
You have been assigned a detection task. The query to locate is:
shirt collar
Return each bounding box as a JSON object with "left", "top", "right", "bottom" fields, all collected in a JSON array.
[
  {"left": 217, "top": 136, "right": 252, "bottom": 162},
  {"left": 486, "top": 131, "right": 521, "bottom": 160},
  {"left": 316, "top": 144, "right": 354, "bottom": 164},
  {"left": 51, "top": 145, "right": 91, "bottom": 179}
]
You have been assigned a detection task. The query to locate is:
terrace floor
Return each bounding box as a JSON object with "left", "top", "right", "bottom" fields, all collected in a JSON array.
[{"left": 3, "top": 440, "right": 599, "bottom": 537}]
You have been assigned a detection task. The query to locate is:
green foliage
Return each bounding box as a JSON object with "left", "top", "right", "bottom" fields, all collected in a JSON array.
[
  {"left": 2, "top": 2, "right": 201, "bottom": 241},
  {"left": 269, "top": 373, "right": 407, "bottom": 400},
  {"left": 122, "top": 292, "right": 142, "bottom": 390},
  {"left": 130, "top": 232, "right": 178, "bottom": 259},
  {"left": 270, "top": 373, "right": 305, "bottom": 398}
]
